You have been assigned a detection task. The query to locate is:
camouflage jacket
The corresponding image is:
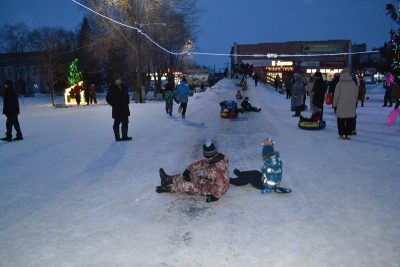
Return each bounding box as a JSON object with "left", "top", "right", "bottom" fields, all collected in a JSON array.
[{"left": 171, "top": 153, "right": 230, "bottom": 199}]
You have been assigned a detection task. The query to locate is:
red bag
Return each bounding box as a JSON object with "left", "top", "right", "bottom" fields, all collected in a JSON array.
[{"left": 325, "top": 93, "right": 333, "bottom": 105}]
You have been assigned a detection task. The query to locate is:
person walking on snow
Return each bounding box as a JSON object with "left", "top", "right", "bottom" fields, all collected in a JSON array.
[
  {"left": 1, "top": 80, "right": 23, "bottom": 142},
  {"left": 156, "top": 139, "right": 230, "bottom": 203},
  {"left": 333, "top": 69, "right": 358, "bottom": 140},
  {"left": 164, "top": 78, "right": 174, "bottom": 116},
  {"left": 175, "top": 76, "right": 191, "bottom": 119},
  {"left": 106, "top": 76, "right": 132, "bottom": 141},
  {"left": 253, "top": 72, "right": 259, "bottom": 87}
]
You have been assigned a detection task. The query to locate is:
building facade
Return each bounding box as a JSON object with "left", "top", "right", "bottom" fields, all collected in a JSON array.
[
  {"left": 231, "top": 40, "right": 351, "bottom": 82},
  {"left": 0, "top": 52, "right": 50, "bottom": 95}
]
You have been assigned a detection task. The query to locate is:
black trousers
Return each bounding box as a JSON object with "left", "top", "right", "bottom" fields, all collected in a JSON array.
[
  {"left": 5, "top": 115, "right": 22, "bottom": 138},
  {"left": 337, "top": 117, "right": 355, "bottom": 136},
  {"left": 294, "top": 105, "right": 303, "bottom": 116},
  {"left": 383, "top": 89, "right": 392, "bottom": 106},
  {"left": 90, "top": 96, "right": 97, "bottom": 104},
  {"left": 113, "top": 117, "right": 129, "bottom": 129},
  {"left": 180, "top": 103, "right": 187, "bottom": 116},
  {"left": 230, "top": 170, "right": 264, "bottom": 190}
]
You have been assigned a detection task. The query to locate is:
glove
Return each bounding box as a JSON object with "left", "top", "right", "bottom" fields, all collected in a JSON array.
[
  {"left": 333, "top": 107, "right": 337, "bottom": 113},
  {"left": 183, "top": 169, "right": 190, "bottom": 181}
]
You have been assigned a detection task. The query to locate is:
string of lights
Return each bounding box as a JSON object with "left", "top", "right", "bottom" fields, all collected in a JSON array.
[
  {"left": 71, "top": 0, "right": 190, "bottom": 56},
  {"left": 72, "top": 0, "right": 380, "bottom": 59}
]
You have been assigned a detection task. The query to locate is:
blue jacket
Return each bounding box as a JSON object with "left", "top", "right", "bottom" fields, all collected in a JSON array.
[
  {"left": 261, "top": 152, "right": 283, "bottom": 191},
  {"left": 176, "top": 81, "right": 191, "bottom": 103}
]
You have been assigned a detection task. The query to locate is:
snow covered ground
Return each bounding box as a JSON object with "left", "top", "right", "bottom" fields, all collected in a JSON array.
[{"left": 0, "top": 79, "right": 399, "bottom": 267}]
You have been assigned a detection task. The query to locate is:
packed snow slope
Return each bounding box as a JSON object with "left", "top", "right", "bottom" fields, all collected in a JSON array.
[{"left": 0, "top": 79, "right": 399, "bottom": 267}]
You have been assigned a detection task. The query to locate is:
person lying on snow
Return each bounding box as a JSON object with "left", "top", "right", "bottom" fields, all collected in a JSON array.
[
  {"left": 241, "top": 97, "right": 261, "bottom": 112},
  {"left": 156, "top": 139, "right": 230, "bottom": 203},
  {"left": 230, "top": 138, "right": 291, "bottom": 194},
  {"left": 299, "top": 111, "right": 322, "bottom": 122}
]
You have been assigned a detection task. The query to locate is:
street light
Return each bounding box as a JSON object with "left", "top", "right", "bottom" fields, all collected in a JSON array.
[{"left": 133, "top": 21, "right": 166, "bottom": 102}]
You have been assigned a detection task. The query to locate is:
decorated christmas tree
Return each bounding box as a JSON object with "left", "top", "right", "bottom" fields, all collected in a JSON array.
[
  {"left": 382, "top": 3, "right": 400, "bottom": 77},
  {"left": 67, "top": 58, "right": 82, "bottom": 87}
]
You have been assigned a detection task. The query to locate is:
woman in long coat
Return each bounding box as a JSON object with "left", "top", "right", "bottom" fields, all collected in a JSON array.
[{"left": 333, "top": 69, "right": 359, "bottom": 139}]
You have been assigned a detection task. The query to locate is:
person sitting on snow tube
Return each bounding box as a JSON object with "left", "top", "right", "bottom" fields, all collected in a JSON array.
[
  {"left": 241, "top": 97, "right": 261, "bottom": 112},
  {"left": 220, "top": 100, "right": 241, "bottom": 118},
  {"left": 298, "top": 111, "right": 326, "bottom": 130}
]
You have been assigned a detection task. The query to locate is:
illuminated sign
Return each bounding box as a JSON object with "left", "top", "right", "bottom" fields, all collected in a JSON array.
[
  {"left": 302, "top": 44, "right": 343, "bottom": 53},
  {"left": 272, "top": 61, "right": 293, "bottom": 66},
  {"left": 265, "top": 66, "right": 294, "bottom": 72}
]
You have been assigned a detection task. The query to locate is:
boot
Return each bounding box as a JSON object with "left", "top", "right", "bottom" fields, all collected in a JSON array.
[
  {"left": 13, "top": 135, "right": 23, "bottom": 141},
  {"left": 113, "top": 127, "right": 121, "bottom": 142},
  {"left": 206, "top": 195, "right": 219, "bottom": 203},
  {"left": 121, "top": 127, "right": 132, "bottom": 141},
  {"left": 1, "top": 136, "right": 12, "bottom": 142},
  {"left": 159, "top": 168, "right": 173, "bottom": 186},
  {"left": 156, "top": 185, "right": 172, "bottom": 193}
]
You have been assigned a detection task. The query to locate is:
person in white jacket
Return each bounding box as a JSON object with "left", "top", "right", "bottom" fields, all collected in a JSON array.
[{"left": 332, "top": 69, "right": 359, "bottom": 140}]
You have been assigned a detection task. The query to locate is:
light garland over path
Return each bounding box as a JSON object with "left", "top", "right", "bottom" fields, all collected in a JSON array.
[{"left": 72, "top": 0, "right": 380, "bottom": 59}]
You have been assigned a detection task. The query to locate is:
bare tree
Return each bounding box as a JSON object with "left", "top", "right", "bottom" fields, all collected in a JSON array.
[
  {"left": 28, "top": 27, "right": 75, "bottom": 106},
  {"left": 80, "top": 0, "right": 199, "bottom": 100},
  {"left": 0, "top": 23, "right": 31, "bottom": 94}
]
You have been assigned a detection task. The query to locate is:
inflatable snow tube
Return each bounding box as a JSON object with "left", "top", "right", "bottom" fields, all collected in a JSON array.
[
  {"left": 298, "top": 120, "right": 326, "bottom": 130},
  {"left": 220, "top": 111, "right": 238, "bottom": 119},
  {"left": 387, "top": 108, "right": 400, "bottom": 127}
]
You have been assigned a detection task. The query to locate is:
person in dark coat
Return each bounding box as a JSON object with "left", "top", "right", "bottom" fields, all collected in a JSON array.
[
  {"left": 312, "top": 72, "right": 327, "bottom": 120},
  {"left": 106, "top": 77, "right": 132, "bottom": 141},
  {"left": 84, "top": 83, "right": 90, "bottom": 105},
  {"left": 357, "top": 76, "right": 366, "bottom": 107},
  {"left": 241, "top": 97, "right": 261, "bottom": 112},
  {"left": 274, "top": 75, "right": 281, "bottom": 91},
  {"left": 73, "top": 84, "right": 82, "bottom": 105},
  {"left": 164, "top": 78, "right": 174, "bottom": 116},
  {"left": 328, "top": 73, "right": 340, "bottom": 97},
  {"left": 1, "top": 80, "right": 23, "bottom": 142},
  {"left": 253, "top": 72, "right": 259, "bottom": 87},
  {"left": 89, "top": 84, "right": 97, "bottom": 104}
]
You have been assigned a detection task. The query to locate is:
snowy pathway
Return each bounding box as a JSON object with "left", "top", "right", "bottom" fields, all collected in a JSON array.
[{"left": 0, "top": 79, "right": 399, "bottom": 266}]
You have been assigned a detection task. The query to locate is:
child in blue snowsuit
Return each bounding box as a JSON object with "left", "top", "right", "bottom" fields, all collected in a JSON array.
[{"left": 230, "top": 138, "right": 290, "bottom": 194}]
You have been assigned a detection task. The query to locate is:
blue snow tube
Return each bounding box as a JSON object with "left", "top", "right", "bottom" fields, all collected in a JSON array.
[{"left": 298, "top": 120, "right": 326, "bottom": 130}]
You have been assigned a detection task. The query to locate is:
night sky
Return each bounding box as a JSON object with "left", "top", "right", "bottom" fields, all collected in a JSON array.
[{"left": 0, "top": 0, "right": 394, "bottom": 70}]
